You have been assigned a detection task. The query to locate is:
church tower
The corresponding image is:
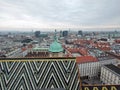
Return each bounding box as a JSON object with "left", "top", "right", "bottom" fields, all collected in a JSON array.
[{"left": 49, "top": 30, "right": 63, "bottom": 57}]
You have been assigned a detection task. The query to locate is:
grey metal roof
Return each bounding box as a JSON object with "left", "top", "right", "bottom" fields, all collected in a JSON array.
[{"left": 105, "top": 64, "right": 120, "bottom": 75}]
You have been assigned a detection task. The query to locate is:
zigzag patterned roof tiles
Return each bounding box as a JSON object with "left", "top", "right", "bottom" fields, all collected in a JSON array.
[{"left": 0, "top": 58, "right": 80, "bottom": 90}]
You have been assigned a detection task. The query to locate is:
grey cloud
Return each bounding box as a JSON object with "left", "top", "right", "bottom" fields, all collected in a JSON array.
[{"left": 0, "top": 0, "right": 120, "bottom": 28}]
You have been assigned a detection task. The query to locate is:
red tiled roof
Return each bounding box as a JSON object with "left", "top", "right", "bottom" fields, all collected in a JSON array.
[
  {"left": 66, "top": 47, "right": 89, "bottom": 56},
  {"left": 79, "top": 48, "right": 88, "bottom": 56},
  {"left": 92, "top": 41, "right": 111, "bottom": 51},
  {"left": 115, "top": 39, "right": 120, "bottom": 43},
  {"left": 76, "top": 56, "right": 98, "bottom": 64},
  {"left": 67, "top": 48, "right": 88, "bottom": 56},
  {"left": 21, "top": 47, "right": 27, "bottom": 51},
  {"left": 98, "top": 47, "right": 111, "bottom": 51},
  {"left": 73, "top": 39, "right": 91, "bottom": 45}
]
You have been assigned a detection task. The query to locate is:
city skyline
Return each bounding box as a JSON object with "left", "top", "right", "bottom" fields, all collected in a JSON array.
[{"left": 0, "top": 0, "right": 120, "bottom": 30}]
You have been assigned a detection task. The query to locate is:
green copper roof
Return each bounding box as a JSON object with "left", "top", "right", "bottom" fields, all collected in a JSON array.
[
  {"left": 49, "top": 30, "right": 63, "bottom": 53},
  {"left": 49, "top": 41, "right": 63, "bottom": 52}
]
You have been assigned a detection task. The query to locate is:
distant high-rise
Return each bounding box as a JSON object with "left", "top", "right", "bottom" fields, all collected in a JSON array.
[
  {"left": 62, "top": 31, "right": 68, "bottom": 37},
  {"left": 60, "top": 30, "right": 62, "bottom": 37},
  {"left": 78, "top": 30, "right": 83, "bottom": 36},
  {"left": 35, "top": 31, "right": 40, "bottom": 37}
]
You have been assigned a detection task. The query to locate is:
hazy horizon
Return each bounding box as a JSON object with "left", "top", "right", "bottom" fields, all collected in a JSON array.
[{"left": 0, "top": 27, "right": 120, "bottom": 32}]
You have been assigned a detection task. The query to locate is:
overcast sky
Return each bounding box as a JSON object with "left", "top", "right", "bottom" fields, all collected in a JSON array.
[{"left": 0, "top": 0, "right": 120, "bottom": 30}]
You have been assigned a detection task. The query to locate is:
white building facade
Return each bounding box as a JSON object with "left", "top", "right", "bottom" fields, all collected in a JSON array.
[
  {"left": 78, "top": 58, "right": 118, "bottom": 78},
  {"left": 100, "top": 64, "right": 120, "bottom": 85},
  {"left": 78, "top": 61, "right": 100, "bottom": 78}
]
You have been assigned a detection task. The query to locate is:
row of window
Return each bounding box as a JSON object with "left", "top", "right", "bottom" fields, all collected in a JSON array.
[
  {"left": 79, "top": 62, "right": 100, "bottom": 77},
  {"left": 101, "top": 67, "right": 120, "bottom": 84}
]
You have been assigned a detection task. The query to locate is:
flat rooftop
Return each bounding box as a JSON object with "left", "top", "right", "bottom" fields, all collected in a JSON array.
[{"left": 105, "top": 64, "right": 120, "bottom": 75}]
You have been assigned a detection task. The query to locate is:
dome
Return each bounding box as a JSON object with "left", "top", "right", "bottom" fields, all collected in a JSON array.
[
  {"left": 49, "top": 30, "right": 63, "bottom": 53},
  {"left": 49, "top": 40, "right": 63, "bottom": 52}
]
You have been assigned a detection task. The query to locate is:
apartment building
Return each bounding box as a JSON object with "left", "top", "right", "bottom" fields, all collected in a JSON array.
[{"left": 100, "top": 64, "right": 120, "bottom": 85}]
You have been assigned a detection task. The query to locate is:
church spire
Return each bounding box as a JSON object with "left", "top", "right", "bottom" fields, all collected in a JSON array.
[
  {"left": 54, "top": 29, "right": 57, "bottom": 41},
  {"left": 49, "top": 29, "right": 63, "bottom": 53}
]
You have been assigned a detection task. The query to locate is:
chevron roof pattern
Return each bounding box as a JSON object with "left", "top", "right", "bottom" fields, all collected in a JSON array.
[{"left": 0, "top": 58, "right": 80, "bottom": 90}]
